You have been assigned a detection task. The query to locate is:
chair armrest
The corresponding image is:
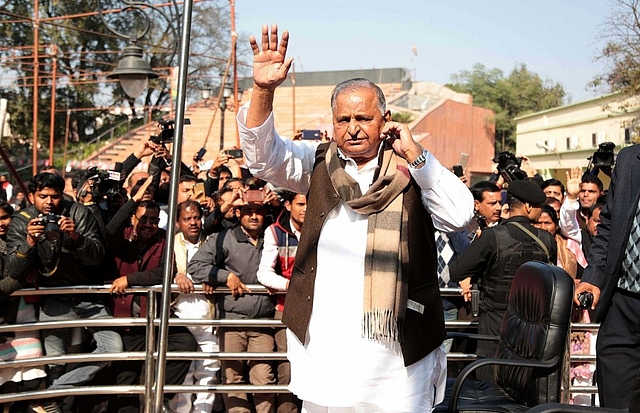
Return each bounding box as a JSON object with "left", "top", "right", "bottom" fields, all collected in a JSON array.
[{"left": 448, "top": 356, "right": 559, "bottom": 413}]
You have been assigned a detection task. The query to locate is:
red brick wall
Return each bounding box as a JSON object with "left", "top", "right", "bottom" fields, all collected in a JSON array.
[{"left": 413, "top": 100, "right": 495, "bottom": 179}]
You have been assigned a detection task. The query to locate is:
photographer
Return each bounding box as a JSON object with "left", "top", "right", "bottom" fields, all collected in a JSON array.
[{"left": 5, "top": 173, "right": 123, "bottom": 393}]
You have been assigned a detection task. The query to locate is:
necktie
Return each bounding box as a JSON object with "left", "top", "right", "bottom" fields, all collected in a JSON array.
[
  {"left": 435, "top": 231, "right": 454, "bottom": 288},
  {"left": 619, "top": 197, "right": 640, "bottom": 293}
]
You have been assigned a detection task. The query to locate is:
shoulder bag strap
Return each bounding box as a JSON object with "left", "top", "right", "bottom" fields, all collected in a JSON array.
[{"left": 507, "top": 221, "right": 550, "bottom": 261}]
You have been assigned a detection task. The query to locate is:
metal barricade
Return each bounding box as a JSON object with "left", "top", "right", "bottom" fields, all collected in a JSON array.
[{"left": 0, "top": 285, "right": 600, "bottom": 410}]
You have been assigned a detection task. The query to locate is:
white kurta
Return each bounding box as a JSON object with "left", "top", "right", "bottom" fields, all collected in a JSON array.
[{"left": 237, "top": 105, "right": 473, "bottom": 411}]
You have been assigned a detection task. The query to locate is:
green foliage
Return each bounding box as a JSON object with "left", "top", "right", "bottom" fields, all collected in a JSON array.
[
  {"left": 391, "top": 111, "right": 415, "bottom": 124},
  {"left": 0, "top": 0, "right": 236, "bottom": 166},
  {"left": 447, "top": 63, "right": 566, "bottom": 153},
  {"left": 590, "top": 0, "right": 640, "bottom": 105}
]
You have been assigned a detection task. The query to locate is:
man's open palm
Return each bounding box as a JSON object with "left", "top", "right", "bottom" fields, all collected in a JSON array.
[{"left": 250, "top": 24, "right": 293, "bottom": 91}]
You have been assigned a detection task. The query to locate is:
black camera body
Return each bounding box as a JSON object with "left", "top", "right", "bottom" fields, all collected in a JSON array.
[
  {"left": 591, "top": 142, "right": 616, "bottom": 169},
  {"left": 493, "top": 151, "right": 527, "bottom": 183},
  {"left": 577, "top": 292, "right": 594, "bottom": 309},
  {"left": 38, "top": 214, "right": 63, "bottom": 241},
  {"left": 85, "top": 164, "right": 124, "bottom": 202},
  {"left": 149, "top": 118, "right": 191, "bottom": 144}
]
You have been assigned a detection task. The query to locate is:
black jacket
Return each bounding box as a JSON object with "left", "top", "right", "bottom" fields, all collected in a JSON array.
[{"left": 5, "top": 200, "right": 106, "bottom": 287}]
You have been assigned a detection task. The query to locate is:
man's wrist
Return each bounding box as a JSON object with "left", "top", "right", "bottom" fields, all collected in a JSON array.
[{"left": 408, "top": 149, "right": 427, "bottom": 168}]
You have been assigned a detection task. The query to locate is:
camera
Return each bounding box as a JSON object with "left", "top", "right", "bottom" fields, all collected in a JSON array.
[
  {"left": 493, "top": 151, "right": 527, "bottom": 183},
  {"left": 301, "top": 130, "right": 321, "bottom": 140},
  {"left": 84, "top": 164, "right": 125, "bottom": 202},
  {"left": 194, "top": 147, "right": 207, "bottom": 162},
  {"left": 37, "top": 214, "right": 63, "bottom": 241},
  {"left": 590, "top": 142, "right": 616, "bottom": 169},
  {"left": 577, "top": 292, "right": 594, "bottom": 309},
  {"left": 149, "top": 118, "right": 191, "bottom": 144},
  {"left": 243, "top": 189, "right": 264, "bottom": 203},
  {"left": 225, "top": 149, "right": 244, "bottom": 159}
]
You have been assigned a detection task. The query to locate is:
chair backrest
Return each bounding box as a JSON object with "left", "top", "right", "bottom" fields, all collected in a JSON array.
[{"left": 495, "top": 260, "right": 574, "bottom": 406}]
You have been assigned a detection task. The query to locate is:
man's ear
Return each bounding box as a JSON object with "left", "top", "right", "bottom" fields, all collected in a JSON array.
[
  {"left": 384, "top": 110, "right": 392, "bottom": 122},
  {"left": 473, "top": 199, "right": 480, "bottom": 212},
  {"left": 28, "top": 193, "right": 34, "bottom": 205},
  {"left": 284, "top": 200, "right": 292, "bottom": 212}
]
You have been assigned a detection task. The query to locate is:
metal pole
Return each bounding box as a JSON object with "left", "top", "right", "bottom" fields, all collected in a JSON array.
[
  {"left": 291, "top": 63, "right": 296, "bottom": 134},
  {"left": 153, "top": 0, "right": 193, "bottom": 411},
  {"left": 230, "top": 0, "right": 239, "bottom": 148},
  {"left": 61, "top": 110, "right": 70, "bottom": 178},
  {"left": 49, "top": 45, "right": 57, "bottom": 167},
  {"left": 143, "top": 288, "right": 157, "bottom": 413},
  {"left": 219, "top": 105, "right": 225, "bottom": 151},
  {"left": 32, "top": 0, "right": 39, "bottom": 176}
]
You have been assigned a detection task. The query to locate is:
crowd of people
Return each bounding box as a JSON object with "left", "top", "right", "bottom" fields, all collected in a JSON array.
[{"left": 0, "top": 22, "right": 638, "bottom": 413}]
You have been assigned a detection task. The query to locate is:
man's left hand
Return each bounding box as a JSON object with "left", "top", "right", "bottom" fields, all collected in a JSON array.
[
  {"left": 59, "top": 216, "right": 79, "bottom": 242},
  {"left": 110, "top": 276, "right": 129, "bottom": 295},
  {"left": 380, "top": 122, "right": 424, "bottom": 167}
]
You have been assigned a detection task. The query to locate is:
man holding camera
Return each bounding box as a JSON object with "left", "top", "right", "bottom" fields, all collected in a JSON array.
[{"left": 5, "top": 172, "right": 123, "bottom": 390}]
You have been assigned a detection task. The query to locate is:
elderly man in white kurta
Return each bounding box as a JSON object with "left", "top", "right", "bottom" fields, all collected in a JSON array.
[{"left": 238, "top": 24, "right": 474, "bottom": 413}]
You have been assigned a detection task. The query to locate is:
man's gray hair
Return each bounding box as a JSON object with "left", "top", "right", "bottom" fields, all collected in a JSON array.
[{"left": 330, "top": 78, "right": 386, "bottom": 116}]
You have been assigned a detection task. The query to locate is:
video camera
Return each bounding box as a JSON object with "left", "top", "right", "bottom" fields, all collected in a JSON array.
[
  {"left": 586, "top": 142, "right": 616, "bottom": 177},
  {"left": 149, "top": 118, "right": 191, "bottom": 144},
  {"left": 82, "top": 163, "right": 125, "bottom": 203},
  {"left": 493, "top": 151, "right": 527, "bottom": 183}
]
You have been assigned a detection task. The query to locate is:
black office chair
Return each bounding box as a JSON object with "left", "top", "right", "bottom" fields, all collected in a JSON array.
[{"left": 435, "top": 261, "right": 574, "bottom": 413}]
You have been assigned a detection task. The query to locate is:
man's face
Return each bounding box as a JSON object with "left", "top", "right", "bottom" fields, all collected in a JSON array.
[
  {"left": 579, "top": 183, "right": 602, "bottom": 208},
  {"left": 133, "top": 206, "right": 160, "bottom": 243},
  {"left": 546, "top": 200, "right": 561, "bottom": 217},
  {"left": 474, "top": 191, "right": 502, "bottom": 225},
  {"left": 0, "top": 208, "right": 11, "bottom": 238},
  {"left": 286, "top": 194, "right": 307, "bottom": 230},
  {"left": 332, "top": 87, "right": 386, "bottom": 165},
  {"left": 29, "top": 187, "right": 62, "bottom": 215},
  {"left": 177, "top": 180, "right": 197, "bottom": 204},
  {"left": 218, "top": 172, "right": 232, "bottom": 190},
  {"left": 128, "top": 172, "right": 149, "bottom": 195},
  {"left": 236, "top": 203, "right": 265, "bottom": 234},
  {"left": 219, "top": 191, "right": 237, "bottom": 219},
  {"left": 543, "top": 185, "right": 564, "bottom": 202},
  {"left": 177, "top": 205, "right": 202, "bottom": 243},
  {"left": 0, "top": 176, "right": 6, "bottom": 183},
  {"left": 587, "top": 207, "right": 602, "bottom": 237},
  {"left": 225, "top": 179, "right": 244, "bottom": 191},
  {"left": 533, "top": 212, "right": 557, "bottom": 234}
]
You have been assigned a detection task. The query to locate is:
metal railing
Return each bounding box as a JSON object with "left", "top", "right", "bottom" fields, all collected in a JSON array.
[{"left": 0, "top": 285, "right": 600, "bottom": 410}]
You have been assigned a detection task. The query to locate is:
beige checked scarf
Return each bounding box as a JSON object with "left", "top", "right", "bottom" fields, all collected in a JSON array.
[{"left": 325, "top": 140, "right": 412, "bottom": 342}]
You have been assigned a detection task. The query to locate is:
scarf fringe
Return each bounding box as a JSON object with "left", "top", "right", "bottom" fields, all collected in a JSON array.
[{"left": 362, "top": 308, "right": 400, "bottom": 342}]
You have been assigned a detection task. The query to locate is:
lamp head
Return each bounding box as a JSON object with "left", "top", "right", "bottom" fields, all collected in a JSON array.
[{"left": 108, "top": 44, "right": 158, "bottom": 98}]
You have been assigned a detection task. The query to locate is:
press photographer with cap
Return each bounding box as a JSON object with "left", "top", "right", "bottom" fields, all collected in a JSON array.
[{"left": 450, "top": 179, "right": 557, "bottom": 381}]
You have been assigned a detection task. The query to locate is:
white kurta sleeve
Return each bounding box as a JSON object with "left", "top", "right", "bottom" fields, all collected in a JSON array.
[
  {"left": 237, "top": 104, "right": 318, "bottom": 194},
  {"left": 409, "top": 151, "right": 474, "bottom": 233}
]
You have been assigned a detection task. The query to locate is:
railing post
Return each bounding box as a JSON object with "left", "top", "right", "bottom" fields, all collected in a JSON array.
[{"left": 143, "top": 288, "right": 157, "bottom": 413}]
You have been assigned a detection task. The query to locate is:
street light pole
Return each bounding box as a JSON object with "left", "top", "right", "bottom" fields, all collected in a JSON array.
[
  {"left": 219, "top": 95, "right": 226, "bottom": 151},
  {"left": 32, "top": 0, "right": 39, "bottom": 176}
]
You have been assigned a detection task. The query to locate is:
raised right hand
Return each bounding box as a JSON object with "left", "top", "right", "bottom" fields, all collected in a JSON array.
[
  {"left": 250, "top": 24, "right": 294, "bottom": 91},
  {"left": 565, "top": 166, "right": 582, "bottom": 200}
]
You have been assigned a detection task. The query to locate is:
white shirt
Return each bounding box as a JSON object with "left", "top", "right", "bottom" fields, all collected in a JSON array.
[
  {"left": 258, "top": 219, "right": 301, "bottom": 292},
  {"left": 237, "top": 105, "right": 473, "bottom": 411}
]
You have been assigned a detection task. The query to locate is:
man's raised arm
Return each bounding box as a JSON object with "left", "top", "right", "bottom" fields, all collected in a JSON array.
[{"left": 246, "top": 24, "right": 293, "bottom": 129}]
